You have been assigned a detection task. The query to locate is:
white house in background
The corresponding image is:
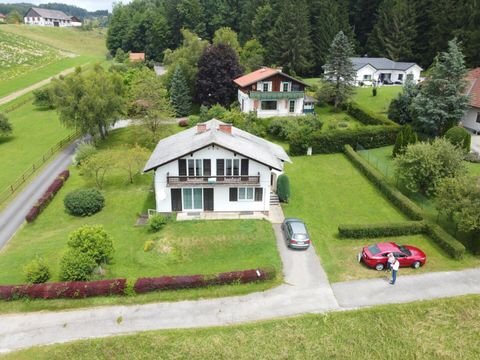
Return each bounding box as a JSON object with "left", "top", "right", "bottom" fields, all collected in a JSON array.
[
  {"left": 350, "top": 57, "right": 423, "bottom": 86},
  {"left": 461, "top": 68, "right": 480, "bottom": 134},
  {"left": 143, "top": 119, "right": 291, "bottom": 214},
  {"left": 70, "top": 16, "right": 82, "bottom": 27},
  {"left": 23, "top": 7, "right": 72, "bottom": 27},
  {"left": 0, "top": 13, "right": 6, "bottom": 23},
  {"left": 233, "top": 67, "right": 310, "bottom": 118}
]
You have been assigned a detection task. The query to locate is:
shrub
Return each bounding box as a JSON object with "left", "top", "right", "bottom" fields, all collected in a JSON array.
[
  {"left": 23, "top": 257, "right": 51, "bottom": 284},
  {"left": 444, "top": 126, "right": 471, "bottom": 153},
  {"left": 47, "top": 178, "right": 64, "bottom": 195},
  {"left": 149, "top": 214, "right": 169, "bottom": 232},
  {"left": 372, "top": 87, "right": 377, "bottom": 97},
  {"left": 144, "top": 240, "right": 155, "bottom": 252},
  {"left": 58, "top": 169, "right": 70, "bottom": 181},
  {"left": 392, "top": 125, "right": 418, "bottom": 157},
  {"left": 187, "top": 115, "right": 201, "bottom": 127},
  {"left": 0, "top": 112, "right": 13, "bottom": 137},
  {"left": 59, "top": 250, "right": 97, "bottom": 281},
  {"left": 425, "top": 223, "right": 466, "bottom": 259},
  {"left": 338, "top": 221, "right": 427, "bottom": 238},
  {"left": 290, "top": 126, "right": 399, "bottom": 155},
  {"left": 25, "top": 206, "right": 40, "bottom": 223},
  {"left": 64, "top": 188, "right": 105, "bottom": 216},
  {"left": 344, "top": 145, "right": 424, "bottom": 220},
  {"left": 32, "top": 88, "right": 55, "bottom": 109},
  {"left": 67, "top": 225, "right": 114, "bottom": 265},
  {"left": 178, "top": 119, "right": 188, "bottom": 127},
  {"left": 74, "top": 142, "right": 97, "bottom": 166},
  {"left": 277, "top": 174, "right": 290, "bottom": 203},
  {"left": 344, "top": 102, "right": 395, "bottom": 126}
]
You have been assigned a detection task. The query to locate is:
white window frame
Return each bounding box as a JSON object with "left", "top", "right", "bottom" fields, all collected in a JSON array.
[
  {"left": 281, "top": 82, "right": 291, "bottom": 92},
  {"left": 363, "top": 74, "right": 372, "bottom": 81},
  {"left": 260, "top": 81, "right": 272, "bottom": 92},
  {"left": 238, "top": 187, "right": 254, "bottom": 201},
  {"left": 398, "top": 74, "right": 404, "bottom": 81},
  {"left": 187, "top": 159, "right": 203, "bottom": 177}
]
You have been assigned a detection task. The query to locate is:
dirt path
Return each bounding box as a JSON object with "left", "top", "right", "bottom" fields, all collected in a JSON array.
[{"left": 0, "top": 67, "right": 77, "bottom": 107}]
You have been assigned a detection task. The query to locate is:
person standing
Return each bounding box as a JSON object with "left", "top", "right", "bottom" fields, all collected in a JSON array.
[
  {"left": 390, "top": 257, "right": 400, "bottom": 285},
  {"left": 387, "top": 253, "right": 395, "bottom": 271}
]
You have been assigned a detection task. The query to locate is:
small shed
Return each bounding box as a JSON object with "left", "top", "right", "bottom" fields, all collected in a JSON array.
[{"left": 129, "top": 53, "right": 145, "bottom": 62}]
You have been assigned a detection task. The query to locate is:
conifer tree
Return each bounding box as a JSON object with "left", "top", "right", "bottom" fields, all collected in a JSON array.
[
  {"left": 170, "top": 66, "right": 192, "bottom": 117},
  {"left": 411, "top": 38, "right": 469, "bottom": 137},
  {"left": 323, "top": 31, "right": 356, "bottom": 108},
  {"left": 388, "top": 79, "right": 418, "bottom": 124}
]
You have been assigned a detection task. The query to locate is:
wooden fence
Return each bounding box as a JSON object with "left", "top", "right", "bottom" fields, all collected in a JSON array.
[{"left": 0, "top": 131, "right": 80, "bottom": 206}]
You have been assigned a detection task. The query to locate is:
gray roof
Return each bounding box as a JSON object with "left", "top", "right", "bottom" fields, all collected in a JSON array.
[
  {"left": 27, "top": 7, "right": 71, "bottom": 21},
  {"left": 350, "top": 57, "right": 421, "bottom": 71},
  {"left": 144, "top": 119, "right": 291, "bottom": 172}
]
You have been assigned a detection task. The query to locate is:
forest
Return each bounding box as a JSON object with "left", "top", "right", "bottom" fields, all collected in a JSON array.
[{"left": 107, "top": 0, "right": 480, "bottom": 76}]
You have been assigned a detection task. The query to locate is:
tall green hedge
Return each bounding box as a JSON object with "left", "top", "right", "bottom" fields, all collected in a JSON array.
[
  {"left": 344, "top": 102, "right": 397, "bottom": 126},
  {"left": 277, "top": 174, "right": 290, "bottom": 203},
  {"left": 425, "top": 223, "right": 466, "bottom": 259},
  {"left": 444, "top": 126, "right": 471, "bottom": 153},
  {"left": 290, "top": 126, "right": 399, "bottom": 155},
  {"left": 338, "top": 221, "right": 427, "bottom": 238}
]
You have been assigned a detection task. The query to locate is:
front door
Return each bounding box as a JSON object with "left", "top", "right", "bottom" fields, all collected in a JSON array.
[
  {"left": 203, "top": 188, "right": 214, "bottom": 211},
  {"left": 171, "top": 189, "right": 182, "bottom": 211}
]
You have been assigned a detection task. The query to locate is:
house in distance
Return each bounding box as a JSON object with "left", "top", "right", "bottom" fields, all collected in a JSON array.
[
  {"left": 144, "top": 119, "right": 291, "bottom": 214},
  {"left": 461, "top": 68, "right": 480, "bottom": 134},
  {"left": 23, "top": 7, "right": 76, "bottom": 27},
  {"left": 234, "top": 67, "right": 311, "bottom": 117},
  {"left": 351, "top": 57, "right": 422, "bottom": 86}
]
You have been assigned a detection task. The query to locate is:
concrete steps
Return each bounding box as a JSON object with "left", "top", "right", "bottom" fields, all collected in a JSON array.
[{"left": 270, "top": 192, "right": 280, "bottom": 205}]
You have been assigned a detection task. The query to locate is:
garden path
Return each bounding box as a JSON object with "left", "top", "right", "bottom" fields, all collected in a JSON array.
[{"left": 0, "top": 67, "right": 77, "bottom": 107}]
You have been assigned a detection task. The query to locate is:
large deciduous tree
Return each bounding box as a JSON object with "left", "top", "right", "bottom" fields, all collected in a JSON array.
[
  {"left": 411, "top": 38, "right": 469, "bottom": 137},
  {"left": 395, "top": 138, "right": 466, "bottom": 196},
  {"left": 195, "top": 44, "right": 243, "bottom": 107},
  {"left": 323, "top": 31, "right": 356, "bottom": 108},
  {"left": 240, "top": 39, "right": 266, "bottom": 73},
  {"left": 213, "top": 27, "right": 241, "bottom": 55},
  {"left": 51, "top": 66, "right": 125, "bottom": 140}
]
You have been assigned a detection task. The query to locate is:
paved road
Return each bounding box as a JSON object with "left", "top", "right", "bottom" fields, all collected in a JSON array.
[
  {"left": 0, "top": 140, "right": 79, "bottom": 250},
  {"left": 0, "top": 67, "right": 77, "bottom": 107}
]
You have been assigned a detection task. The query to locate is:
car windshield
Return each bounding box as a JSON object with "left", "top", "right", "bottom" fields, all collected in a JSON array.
[
  {"left": 398, "top": 245, "right": 412, "bottom": 256},
  {"left": 368, "top": 244, "right": 381, "bottom": 255}
]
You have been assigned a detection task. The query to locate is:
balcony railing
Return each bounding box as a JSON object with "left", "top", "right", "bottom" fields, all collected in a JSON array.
[
  {"left": 167, "top": 175, "right": 260, "bottom": 186},
  {"left": 249, "top": 91, "right": 304, "bottom": 100}
]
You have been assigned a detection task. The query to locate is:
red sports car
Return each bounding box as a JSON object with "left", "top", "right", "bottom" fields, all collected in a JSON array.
[{"left": 358, "top": 242, "right": 427, "bottom": 271}]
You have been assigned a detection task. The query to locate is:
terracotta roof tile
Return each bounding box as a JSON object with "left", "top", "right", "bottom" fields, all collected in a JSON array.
[
  {"left": 129, "top": 53, "right": 145, "bottom": 62},
  {"left": 233, "top": 67, "right": 280, "bottom": 87},
  {"left": 466, "top": 68, "right": 480, "bottom": 109}
]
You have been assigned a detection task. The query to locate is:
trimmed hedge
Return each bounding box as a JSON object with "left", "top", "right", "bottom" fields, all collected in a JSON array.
[
  {"left": 425, "top": 223, "right": 466, "bottom": 259},
  {"left": 344, "top": 145, "right": 424, "bottom": 220},
  {"left": 338, "top": 221, "right": 427, "bottom": 238},
  {"left": 134, "top": 268, "right": 275, "bottom": 294},
  {"left": 0, "top": 279, "right": 126, "bottom": 300},
  {"left": 290, "top": 126, "right": 399, "bottom": 155},
  {"left": 344, "top": 102, "right": 396, "bottom": 126},
  {"left": 25, "top": 170, "right": 70, "bottom": 223}
]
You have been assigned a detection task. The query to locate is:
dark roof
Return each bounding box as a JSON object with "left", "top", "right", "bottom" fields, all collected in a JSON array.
[
  {"left": 25, "top": 7, "right": 71, "bottom": 21},
  {"left": 234, "top": 67, "right": 309, "bottom": 87},
  {"left": 350, "top": 57, "right": 422, "bottom": 71}
]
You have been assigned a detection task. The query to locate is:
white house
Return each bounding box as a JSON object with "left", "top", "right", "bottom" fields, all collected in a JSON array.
[
  {"left": 143, "top": 119, "right": 291, "bottom": 214},
  {"left": 70, "top": 16, "right": 82, "bottom": 27},
  {"left": 461, "top": 68, "right": 480, "bottom": 134},
  {"left": 233, "top": 67, "right": 310, "bottom": 118},
  {"left": 23, "top": 7, "right": 73, "bottom": 27},
  {"left": 351, "top": 57, "right": 423, "bottom": 86}
]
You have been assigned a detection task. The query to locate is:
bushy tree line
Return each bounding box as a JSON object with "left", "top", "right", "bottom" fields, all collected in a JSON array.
[{"left": 107, "top": 0, "right": 480, "bottom": 75}]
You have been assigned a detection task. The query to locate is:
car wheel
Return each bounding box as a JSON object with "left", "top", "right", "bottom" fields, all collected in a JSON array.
[
  {"left": 375, "top": 263, "right": 384, "bottom": 271},
  {"left": 412, "top": 261, "right": 421, "bottom": 269}
]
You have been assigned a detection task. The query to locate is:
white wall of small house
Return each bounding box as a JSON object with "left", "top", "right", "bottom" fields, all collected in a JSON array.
[
  {"left": 238, "top": 91, "right": 305, "bottom": 118},
  {"left": 355, "top": 65, "right": 376, "bottom": 85},
  {"left": 153, "top": 145, "right": 275, "bottom": 212},
  {"left": 355, "top": 65, "right": 422, "bottom": 86},
  {"left": 24, "top": 16, "right": 72, "bottom": 26},
  {"left": 461, "top": 108, "right": 480, "bottom": 133}
]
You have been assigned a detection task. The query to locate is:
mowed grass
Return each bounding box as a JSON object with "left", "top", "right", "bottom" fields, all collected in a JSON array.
[
  {"left": 0, "top": 101, "right": 72, "bottom": 193},
  {"left": 316, "top": 106, "right": 364, "bottom": 132},
  {"left": 5, "top": 295, "right": 480, "bottom": 360},
  {"left": 352, "top": 86, "right": 401, "bottom": 120},
  {"left": 282, "top": 154, "right": 480, "bottom": 282}
]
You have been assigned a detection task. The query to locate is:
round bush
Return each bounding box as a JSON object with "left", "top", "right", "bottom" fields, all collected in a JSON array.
[
  {"left": 444, "top": 126, "right": 471, "bottom": 153},
  {"left": 23, "top": 258, "right": 51, "bottom": 284},
  {"left": 64, "top": 188, "right": 105, "bottom": 217},
  {"left": 59, "top": 250, "right": 97, "bottom": 281},
  {"left": 67, "top": 225, "right": 114, "bottom": 265},
  {"left": 149, "top": 214, "right": 169, "bottom": 232}
]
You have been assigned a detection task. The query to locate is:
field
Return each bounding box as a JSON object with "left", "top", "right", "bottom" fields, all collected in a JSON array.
[
  {"left": 5, "top": 295, "right": 480, "bottom": 359},
  {"left": 0, "top": 25, "right": 106, "bottom": 98},
  {"left": 352, "top": 86, "right": 402, "bottom": 120},
  {"left": 282, "top": 154, "right": 480, "bottom": 282}
]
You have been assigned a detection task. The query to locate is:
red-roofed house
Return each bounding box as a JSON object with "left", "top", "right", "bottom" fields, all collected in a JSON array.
[
  {"left": 129, "top": 53, "right": 145, "bottom": 62},
  {"left": 461, "top": 68, "right": 480, "bottom": 134},
  {"left": 233, "top": 67, "right": 311, "bottom": 118}
]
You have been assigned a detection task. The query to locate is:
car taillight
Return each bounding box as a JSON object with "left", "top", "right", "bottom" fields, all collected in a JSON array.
[{"left": 290, "top": 239, "right": 297, "bottom": 244}]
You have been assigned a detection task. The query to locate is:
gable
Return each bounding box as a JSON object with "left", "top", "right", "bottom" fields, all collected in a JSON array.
[{"left": 24, "top": 8, "right": 41, "bottom": 18}]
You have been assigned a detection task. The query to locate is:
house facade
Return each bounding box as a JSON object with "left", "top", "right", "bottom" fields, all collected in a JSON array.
[
  {"left": 0, "top": 13, "right": 6, "bottom": 23},
  {"left": 234, "top": 67, "right": 310, "bottom": 118},
  {"left": 351, "top": 57, "right": 422, "bottom": 86},
  {"left": 70, "top": 16, "right": 82, "bottom": 27},
  {"left": 461, "top": 68, "right": 480, "bottom": 134},
  {"left": 24, "top": 7, "right": 72, "bottom": 27},
  {"left": 143, "top": 119, "right": 291, "bottom": 214}
]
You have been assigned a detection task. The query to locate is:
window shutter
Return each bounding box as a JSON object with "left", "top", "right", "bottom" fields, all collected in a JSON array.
[
  {"left": 203, "top": 159, "right": 211, "bottom": 176},
  {"left": 255, "top": 188, "right": 263, "bottom": 202},
  {"left": 229, "top": 188, "right": 238, "bottom": 202},
  {"left": 216, "top": 159, "right": 224, "bottom": 175},
  {"left": 241, "top": 159, "right": 249, "bottom": 176},
  {"left": 178, "top": 159, "right": 187, "bottom": 176}
]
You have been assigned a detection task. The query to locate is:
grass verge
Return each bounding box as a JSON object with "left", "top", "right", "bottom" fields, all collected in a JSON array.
[
  {"left": 352, "top": 86, "right": 401, "bottom": 120},
  {"left": 3, "top": 295, "right": 480, "bottom": 359}
]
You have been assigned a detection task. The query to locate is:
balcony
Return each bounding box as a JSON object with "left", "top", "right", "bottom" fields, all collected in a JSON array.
[
  {"left": 167, "top": 175, "right": 260, "bottom": 187},
  {"left": 249, "top": 91, "right": 304, "bottom": 100}
]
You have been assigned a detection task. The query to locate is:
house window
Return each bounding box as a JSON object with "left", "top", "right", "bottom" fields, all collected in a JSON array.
[
  {"left": 218, "top": 159, "right": 240, "bottom": 176},
  {"left": 262, "top": 82, "right": 269, "bottom": 92},
  {"left": 398, "top": 74, "right": 404, "bottom": 81},
  {"left": 261, "top": 101, "right": 277, "bottom": 110},
  {"left": 282, "top": 82, "right": 290, "bottom": 92},
  {"left": 238, "top": 187, "right": 254, "bottom": 201},
  {"left": 187, "top": 159, "right": 203, "bottom": 176},
  {"left": 183, "top": 188, "right": 203, "bottom": 210},
  {"left": 406, "top": 73, "right": 414, "bottom": 81},
  {"left": 363, "top": 74, "right": 372, "bottom": 81},
  {"left": 476, "top": 113, "right": 480, "bottom": 124},
  {"left": 289, "top": 100, "right": 295, "bottom": 113}
]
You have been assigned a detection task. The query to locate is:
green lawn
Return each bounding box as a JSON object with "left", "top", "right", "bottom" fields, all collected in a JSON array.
[
  {"left": 352, "top": 86, "right": 402, "bottom": 120},
  {"left": 5, "top": 295, "right": 480, "bottom": 359},
  {"left": 0, "top": 100, "right": 72, "bottom": 194},
  {"left": 282, "top": 154, "right": 480, "bottom": 282},
  {"left": 316, "top": 105, "right": 364, "bottom": 132}
]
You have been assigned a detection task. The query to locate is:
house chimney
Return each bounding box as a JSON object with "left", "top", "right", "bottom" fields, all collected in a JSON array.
[
  {"left": 197, "top": 123, "right": 207, "bottom": 133},
  {"left": 218, "top": 124, "right": 232, "bottom": 134}
]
